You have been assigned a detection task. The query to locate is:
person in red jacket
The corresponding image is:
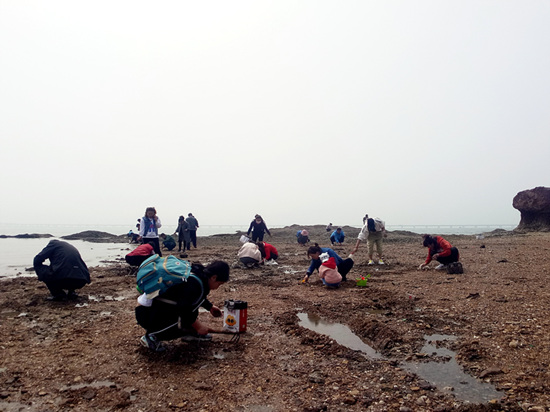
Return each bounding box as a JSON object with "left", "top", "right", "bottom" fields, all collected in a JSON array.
[
  {"left": 125, "top": 243, "right": 155, "bottom": 266},
  {"left": 257, "top": 241, "right": 278, "bottom": 261},
  {"left": 418, "top": 235, "right": 459, "bottom": 270}
]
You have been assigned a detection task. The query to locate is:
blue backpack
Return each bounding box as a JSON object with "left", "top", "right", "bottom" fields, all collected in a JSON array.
[{"left": 136, "top": 254, "right": 194, "bottom": 299}]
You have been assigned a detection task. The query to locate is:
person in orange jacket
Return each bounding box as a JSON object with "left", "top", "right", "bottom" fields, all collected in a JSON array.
[{"left": 418, "top": 235, "right": 460, "bottom": 270}]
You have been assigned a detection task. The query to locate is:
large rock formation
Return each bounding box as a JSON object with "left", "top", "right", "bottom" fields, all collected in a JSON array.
[{"left": 513, "top": 187, "right": 550, "bottom": 231}]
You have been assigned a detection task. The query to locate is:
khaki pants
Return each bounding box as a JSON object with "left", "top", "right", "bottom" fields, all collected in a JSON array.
[{"left": 367, "top": 231, "right": 383, "bottom": 258}]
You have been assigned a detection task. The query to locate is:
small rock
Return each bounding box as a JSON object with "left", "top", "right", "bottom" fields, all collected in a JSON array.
[
  {"left": 0, "top": 392, "right": 9, "bottom": 399},
  {"left": 308, "top": 372, "right": 325, "bottom": 384},
  {"left": 82, "top": 389, "right": 96, "bottom": 400},
  {"left": 479, "top": 367, "right": 503, "bottom": 379},
  {"left": 509, "top": 340, "right": 519, "bottom": 348},
  {"left": 38, "top": 391, "right": 47, "bottom": 396},
  {"left": 415, "top": 395, "right": 427, "bottom": 406},
  {"left": 410, "top": 386, "right": 420, "bottom": 391},
  {"left": 342, "top": 396, "right": 357, "bottom": 405},
  {"left": 400, "top": 407, "right": 413, "bottom": 412}
]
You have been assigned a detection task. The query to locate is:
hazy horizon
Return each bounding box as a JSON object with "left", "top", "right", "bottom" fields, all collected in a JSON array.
[{"left": 1, "top": 1, "right": 548, "bottom": 228}]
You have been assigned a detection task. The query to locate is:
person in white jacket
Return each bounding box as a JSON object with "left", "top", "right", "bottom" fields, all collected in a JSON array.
[
  {"left": 238, "top": 241, "right": 262, "bottom": 268},
  {"left": 138, "top": 207, "right": 162, "bottom": 256}
]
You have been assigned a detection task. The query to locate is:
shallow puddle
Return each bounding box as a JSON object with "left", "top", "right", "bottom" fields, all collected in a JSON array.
[
  {"left": 297, "top": 312, "right": 502, "bottom": 403},
  {"left": 297, "top": 312, "right": 383, "bottom": 359}
]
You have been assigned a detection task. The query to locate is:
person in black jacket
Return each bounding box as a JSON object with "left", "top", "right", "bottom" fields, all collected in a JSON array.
[
  {"left": 33, "top": 240, "right": 91, "bottom": 301},
  {"left": 135, "top": 261, "right": 230, "bottom": 352},
  {"left": 247, "top": 214, "right": 271, "bottom": 242}
]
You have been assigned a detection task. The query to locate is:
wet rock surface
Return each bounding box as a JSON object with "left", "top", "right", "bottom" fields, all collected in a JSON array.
[
  {"left": 513, "top": 186, "right": 550, "bottom": 231},
  {"left": 0, "top": 227, "right": 549, "bottom": 410}
]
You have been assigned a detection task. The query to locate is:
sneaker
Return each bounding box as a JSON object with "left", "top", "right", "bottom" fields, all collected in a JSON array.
[
  {"left": 140, "top": 334, "right": 165, "bottom": 352},
  {"left": 181, "top": 333, "right": 213, "bottom": 342},
  {"left": 435, "top": 264, "right": 446, "bottom": 270},
  {"left": 367, "top": 260, "right": 375, "bottom": 265},
  {"left": 378, "top": 259, "right": 385, "bottom": 265}
]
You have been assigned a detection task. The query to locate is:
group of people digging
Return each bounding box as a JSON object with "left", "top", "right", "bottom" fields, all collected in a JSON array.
[{"left": 32, "top": 210, "right": 461, "bottom": 352}]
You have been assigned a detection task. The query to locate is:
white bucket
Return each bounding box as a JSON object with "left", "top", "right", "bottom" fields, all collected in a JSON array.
[{"left": 239, "top": 235, "right": 249, "bottom": 243}]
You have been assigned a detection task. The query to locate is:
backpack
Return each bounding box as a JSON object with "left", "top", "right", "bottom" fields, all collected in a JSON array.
[
  {"left": 136, "top": 254, "right": 194, "bottom": 299},
  {"left": 446, "top": 262, "right": 464, "bottom": 274},
  {"left": 367, "top": 218, "right": 385, "bottom": 232}
]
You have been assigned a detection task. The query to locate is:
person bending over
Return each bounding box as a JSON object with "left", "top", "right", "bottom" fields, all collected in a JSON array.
[
  {"left": 33, "top": 240, "right": 91, "bottom": 301},
  {"left": 125, "top": 243, "right": 155, "bottom": 267},
  {"left": 135, "top": 261, "right": 229, "bottom": 352},
  {"left": 302, "top": 243, "right": 354, "bottom": 283},
  {"left": 330, "top": 227, "right": 345, "bottom": 245},
  {"left": 419, "top": 235, "right": 460, "bottom": 270},
  {"left": 257, "top": 241, "right": 278, "bottom": 261}
]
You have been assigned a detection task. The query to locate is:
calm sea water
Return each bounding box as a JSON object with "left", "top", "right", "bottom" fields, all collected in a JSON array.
[{"left": 0, "top": 223, "right": 515, "bottom": 279}]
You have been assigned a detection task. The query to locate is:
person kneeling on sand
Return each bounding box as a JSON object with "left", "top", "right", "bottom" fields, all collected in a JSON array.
[
  {"left": 135, "top": 261, "right": 229, "bottom": 352},
  {"left": 302, "top": 243, "right": 353, "bottom": 283},
  {"left": 33, "top": 240, "right": 91, "bottom": 301},
  {"left": 318, "top": 253, "right": 342, "bottom": 288},
  {"left": 125, "top": 242, "right": 155, "bottom": 267},
  {"left": 296, "top": 229, "right": 310, "bottom": 246},
  {"left": 418, "top": 234, "right": 460, "bottom": 270},
  {"left": 160, "top": 233, "right": 176, "bottom": 251},
  {"left": 257, "top": 241, "right": 278, "bottom": 261},
  {"left": 237, "top": 241, "right": 262, "bottom": 268}
]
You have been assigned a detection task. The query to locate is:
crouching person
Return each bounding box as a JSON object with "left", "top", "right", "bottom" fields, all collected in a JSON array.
[
  {"left": 318, "top": 253, "right": 342, "bottom": 288},
  {"left": 33, "top": 240, "right": 91, "bottom": 301},
  {"left": 125, "top": 242, "right": 155, "bottom": 267},
  {"left": 135, "top": 261, "right": 230, "bottom": 352}
]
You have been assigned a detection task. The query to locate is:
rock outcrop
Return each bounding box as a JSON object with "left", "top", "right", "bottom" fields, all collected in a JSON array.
[{"left": 513, "top": 187, "right": 550, "bottom": 231}]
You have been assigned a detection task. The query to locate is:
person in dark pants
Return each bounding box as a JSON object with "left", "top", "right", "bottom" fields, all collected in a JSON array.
[
  {"left": 330, "top": 228, "right": 345, "bottom": 245},
  {"left": 186, "top": 213, "right": 199, "bottom": 248},
  {"left": 175, "top": 215, "right": 191, "bottom": 251},
  {"left": 135, "top": 261, "right": 230, "bottom": 352},
  {"left": 247, "top": 214, "right": 271, "bottom": 242},
  {"left": 125, "top": 243, "right": 155, "bottom": 267},
  {"left": 33, "top": 239, "right": 91, "bottom": 301},
  {"left": 419, "top": 234, "right": 460, "bottom": 270},
  {"left": 138, "top": 207, "right": 162, "bottom": 256},
  {"left": 302, "top": 243, "right": 354, "bottom": 282}
]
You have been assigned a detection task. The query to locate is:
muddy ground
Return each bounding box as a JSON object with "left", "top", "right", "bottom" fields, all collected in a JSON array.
[{"left": 0, "top": 225, "right": 549, "bottom": 411}]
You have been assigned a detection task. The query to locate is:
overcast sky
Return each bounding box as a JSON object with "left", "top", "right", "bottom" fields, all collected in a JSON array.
[{"left": 1, "top": 1, "right": 548, "bottom": 229}]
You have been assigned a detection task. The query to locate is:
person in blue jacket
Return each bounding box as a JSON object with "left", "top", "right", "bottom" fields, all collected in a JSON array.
[
  {"left": 302, "top": 243, "right": 354, "bottom": 282},
  {"left": 330, "top": 228, "right": 345, "bottom": 245}
]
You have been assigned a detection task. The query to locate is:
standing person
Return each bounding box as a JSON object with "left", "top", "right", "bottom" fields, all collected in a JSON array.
[
  {"left": 139, "top": 207, "right": 162, "bottom": 256},
  {"left": 302, "top": 243, "right": 354, "bottom": 282},
  {"left": 257, "top": 241, "right": 278, "bottom": 261},
  {"left": 237, "top": 241, "right": 263, "bottom": 267},
  {"left": 350, "top": 214, "right": 386, "bottom": 265},
  {"left": 419, "top": 235, "right": 460, "bottom": 270},
  {"left": 175, "top": 215, "right": 190, "bottom": 252},
  {"left": 33, "top": 240, "right": 91, "bottom": 301},
  {"left": 186, "top": 213, "right": 200, "bottom": 248},
  {"left": 125, "top": 243, "right": 155, "bottom": 266},
  {"left": 330, "top": 227, "right": 345, "bottom": 245},
  {"left": 247, "top": 214, "right": 271, "bottom": 242},
  {"left": 136, "top": 261, "right": 230, "bottom": 352}
]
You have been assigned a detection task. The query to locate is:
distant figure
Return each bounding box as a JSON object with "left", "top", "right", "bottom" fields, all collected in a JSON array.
[
  {"left": 186, "top": 213, "right": 200, "bottom": 248},
  {"left": 296, "top": 229, "right": 310, "bottom": 246},
  {"left": 325, "top": 223, "right": 333, "bottom": 232},
  {"left": 247, "top": 214, "right": 271, "bottom": 242},
  {"left": 350, "top": 214, "right": 386, "bottom": 265},
  {"left": 362, "top": 214, "right": 369, "bottom": 225},
  {"left": 303, "top": 243, "right": 354, "bottom": 283},
  {"left": 138, "top": 207, "right": 162, "bottom": 256},
  {"left": 330, "top": 228, "right": 345, "bottom": 245},
  {"left": 127, "top": 230, "right": 139, "bottom": 244},
  {"left": 33, "top": 240, "right": 91, "bottom": 301},
  {"left": 419, "top": 235, "right": 460, "bottom": 270},
  {"left": 160, "top": 233, "right": 176, "bottom": 251},
  {"left": 136, "top": 218, "right": 141, "bottom": 232},
  {"left": 125, "top": 243, "right": 155, "bottom": 266},
  {"left": 175, "top": 215, "right": 190, "bottom": 252},
  {"left": 257, "top": 241, "right": 278, "bottom": 261},
  {"left": 136, "top": 261, "right": 230, "bottom": 352},
  {"left": 238, "top": 241, "right": 262, "bottom": 268}
]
